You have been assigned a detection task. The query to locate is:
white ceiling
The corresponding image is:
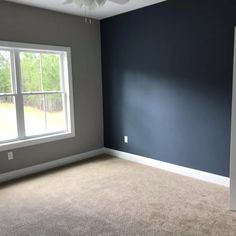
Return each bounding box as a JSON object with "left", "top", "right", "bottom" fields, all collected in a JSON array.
[{"left": 5, "top": 0, "right": 166, "bottom": 20}]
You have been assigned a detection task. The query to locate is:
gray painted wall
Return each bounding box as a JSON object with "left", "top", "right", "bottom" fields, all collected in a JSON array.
[{"left": 0, "top": 1, "right": 104, "bottom": 174}]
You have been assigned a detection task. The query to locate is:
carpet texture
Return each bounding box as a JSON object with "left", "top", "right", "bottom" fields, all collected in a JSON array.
[{"left": 0, "top": 155, "right": 236, "bottom": 236}]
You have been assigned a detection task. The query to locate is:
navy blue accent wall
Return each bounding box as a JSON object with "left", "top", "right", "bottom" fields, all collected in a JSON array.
[{"left": 101, "top": 0, "right": 236, "bottom": 177}]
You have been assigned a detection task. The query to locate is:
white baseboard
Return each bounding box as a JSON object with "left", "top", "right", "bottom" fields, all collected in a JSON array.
[
  {"left": 0, "top": 147, "right": 230, "bottom": 187},
  {"left": 0, "top": 148, "right": 104, "bottom": 184},
  {"left": 104, "top": 148, "right": 230, "bottom": 187}
]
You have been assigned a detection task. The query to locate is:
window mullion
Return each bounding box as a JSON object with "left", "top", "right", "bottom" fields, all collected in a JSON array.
[
  {"left": 9, "top": 49, "right": 17, "bottom": 95},
  {"left": 40, "top": 53, "right": 47, "bottom": 133},
  {"left": 60, "top": 54, "right": 68, "bottom": 132},
  {"left": 13, "top": 50, "right": 26, "bottom": 139},
  {"left": 43, "top": 94, "right": 47, "bottom": 133},
  {"left": 39, "top": 53, "right": 44, "bottom": 91}
]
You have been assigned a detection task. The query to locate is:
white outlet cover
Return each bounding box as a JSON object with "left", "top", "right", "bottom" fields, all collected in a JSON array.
[
  {"left": 8, "top": 152, "right": 14, "bottom": 160},
  {"left": 124, "top": 136, "right": 128, "bottom": 143}
]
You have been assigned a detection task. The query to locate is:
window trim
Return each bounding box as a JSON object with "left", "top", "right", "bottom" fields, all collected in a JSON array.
[{"left": 0, "top": 40, "right": 75, "bottom": 151}]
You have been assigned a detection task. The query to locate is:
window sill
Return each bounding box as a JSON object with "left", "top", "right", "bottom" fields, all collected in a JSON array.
[{"left": 0, "top": 132, "right": 75, "bottom": 152}]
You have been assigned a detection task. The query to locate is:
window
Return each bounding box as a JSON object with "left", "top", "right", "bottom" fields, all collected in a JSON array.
[{"left": 0, "top": 41, "right": 74, "bottom": 151}]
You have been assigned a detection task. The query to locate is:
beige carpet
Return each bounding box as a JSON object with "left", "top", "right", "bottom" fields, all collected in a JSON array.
[{"left": 0, "top": 155, "right": 236, "bottom": 236}]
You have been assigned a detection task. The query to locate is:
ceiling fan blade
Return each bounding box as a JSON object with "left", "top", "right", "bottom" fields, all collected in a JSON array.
[
  {"left": 63, "top": 0, "right": 74, "bottom": 4},
  {"left": 62, "top": 0, "right": 108, "bottom": 9},
  {"left": 96, "top": 0, "right": 107, "bottom": 7},
  {"left": 109, "top": 0, "right": 130, "bottom": 4}
]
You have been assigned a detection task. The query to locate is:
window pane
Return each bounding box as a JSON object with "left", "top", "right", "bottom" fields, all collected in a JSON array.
[
  {"left": 0, "top": 96, "right": 17, "bottom": 141},
  {"left": 20, "top": 52, "right": 42, "bottom": 92},
  {"left": 0, "top": 50, "right": 13, "bottom": 93},
  {"left": 24, "top": 95, "right": 46, "bottom": 136},
  {"left": 46, "top": 94, "right": 66, "bottom": 133},
  {"left": 42, "top": 54, "right": 61, "bottom": 91}
]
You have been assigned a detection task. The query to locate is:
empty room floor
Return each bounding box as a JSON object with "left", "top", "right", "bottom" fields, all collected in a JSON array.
[{"left": 0, "top": 155, "right": 236, "bottom": 236}]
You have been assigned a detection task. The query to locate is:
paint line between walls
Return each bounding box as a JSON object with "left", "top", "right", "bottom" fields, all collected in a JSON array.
[{"left": 104, "top": 148, "right": 229, "bottom": 187}]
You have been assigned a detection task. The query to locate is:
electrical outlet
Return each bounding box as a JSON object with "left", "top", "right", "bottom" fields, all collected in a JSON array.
[
  {"left": 124, "top": 136, "right": 128, "bottom": 144},
  {"left": 8, "top": 152, "right": 14, "bottom": 160}
]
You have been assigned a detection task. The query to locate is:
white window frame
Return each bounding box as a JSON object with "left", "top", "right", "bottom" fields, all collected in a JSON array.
[{"left": 0, "top": 40, "right": 75, "bottom": 151}]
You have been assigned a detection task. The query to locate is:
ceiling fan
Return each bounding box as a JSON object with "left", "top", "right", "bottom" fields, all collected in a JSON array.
[{"left": 63, "top": 0, "right": 130, "bottom": 10}]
